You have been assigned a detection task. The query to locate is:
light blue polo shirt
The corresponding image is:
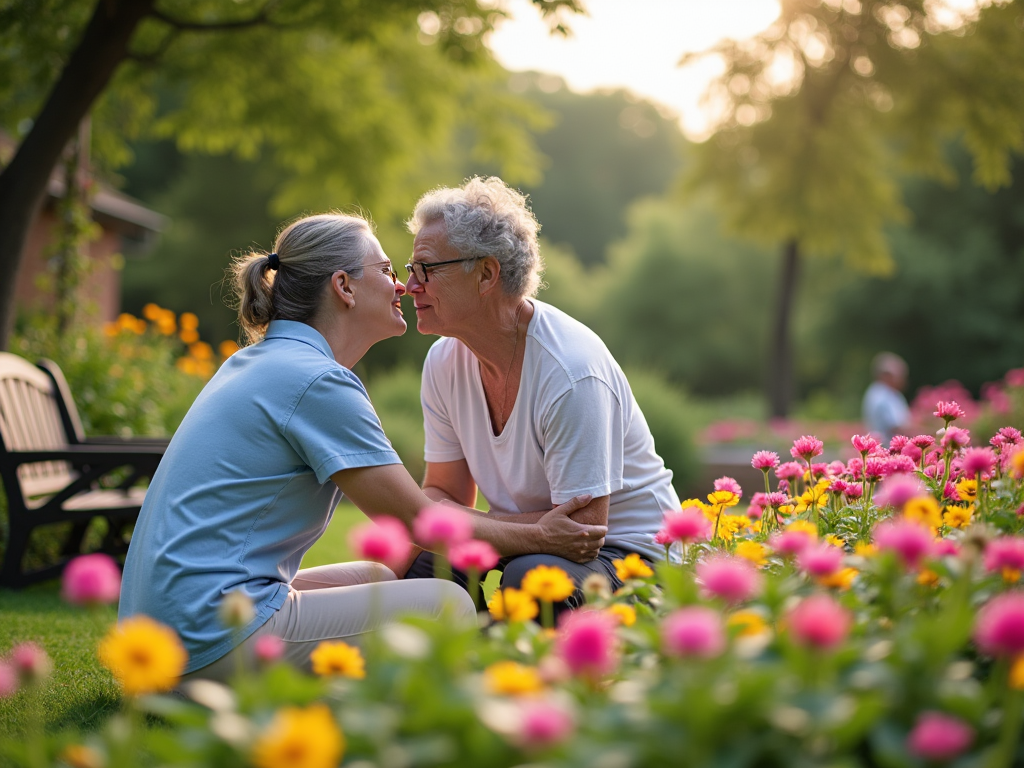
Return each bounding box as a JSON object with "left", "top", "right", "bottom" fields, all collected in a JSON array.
[{"left": 119, "top": 320, "right": 401, "bottom": 673}]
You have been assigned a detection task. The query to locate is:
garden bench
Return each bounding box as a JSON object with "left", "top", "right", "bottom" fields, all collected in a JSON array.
[{"left": 0, "top": 352, "right": 167, "bottom": 588}]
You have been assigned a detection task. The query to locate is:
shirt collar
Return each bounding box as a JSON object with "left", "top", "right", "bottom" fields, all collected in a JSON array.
[{"left": 264, "top": 320, "right": 334, "bottom": 360}]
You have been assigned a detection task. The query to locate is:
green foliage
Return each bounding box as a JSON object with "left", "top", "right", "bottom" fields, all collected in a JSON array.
[{"left": 364, "top": 366, "right": 428, "bottom": 484}]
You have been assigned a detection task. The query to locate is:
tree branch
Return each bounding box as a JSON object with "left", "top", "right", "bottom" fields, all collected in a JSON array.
[{"left": 149, "top": 0, "right": 282, "bottom": 32}]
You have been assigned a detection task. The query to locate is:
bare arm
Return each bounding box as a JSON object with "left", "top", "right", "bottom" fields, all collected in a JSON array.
[{"left": 333, "top": 463, "right": 606, "bottom": 563}]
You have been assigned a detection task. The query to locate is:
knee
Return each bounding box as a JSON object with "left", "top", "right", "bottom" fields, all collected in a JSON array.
[
  {"left": 367, "top": 562, "right": 398, "bottom": 583},
  {"left": 500, "top": 554, "right": 557, "bottom": 590},
  {"left": 435, "top": 579, "right": 477, "bottom": 624}
]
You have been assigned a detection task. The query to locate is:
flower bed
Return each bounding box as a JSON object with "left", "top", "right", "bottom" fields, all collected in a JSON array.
[{"left": 3, "top": 404, "right": 1024, "bottom": 767}]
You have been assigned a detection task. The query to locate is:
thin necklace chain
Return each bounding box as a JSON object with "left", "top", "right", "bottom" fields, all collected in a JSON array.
[{"left": 497, "top": 301, "right": 526, "bottom": 432}]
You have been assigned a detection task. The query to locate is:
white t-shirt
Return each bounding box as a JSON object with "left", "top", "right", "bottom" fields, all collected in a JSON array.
[
  {"left": 421, "top": 300, "right": 679, "bottom": 562},
  {"left": 862, "top": 381, "right": 910, "bottom": 443}
]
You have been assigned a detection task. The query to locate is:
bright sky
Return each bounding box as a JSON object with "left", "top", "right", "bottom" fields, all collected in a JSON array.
[{"left": 487, "top": 0, "right": 783, "bottom": 140}]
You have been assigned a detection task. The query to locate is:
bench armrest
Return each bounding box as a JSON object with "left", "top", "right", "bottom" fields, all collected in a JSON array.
[{"left": 7, "top": 445, "right": 165, "bottom": 466}]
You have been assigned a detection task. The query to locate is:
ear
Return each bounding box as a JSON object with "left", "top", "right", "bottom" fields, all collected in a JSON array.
[
  {"left": 328, "top": 269, "right": 356, "bottom": 309},
  {"left": 477, "top": 256, "right": 502, "bottom": 296}
]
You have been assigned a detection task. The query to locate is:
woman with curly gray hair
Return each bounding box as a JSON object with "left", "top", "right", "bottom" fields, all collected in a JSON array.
[{"left": 403, "top": 177, "right": 680, "bottom": 613}]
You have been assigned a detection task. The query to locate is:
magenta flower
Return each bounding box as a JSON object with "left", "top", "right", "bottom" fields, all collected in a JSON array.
[
  {"left": 763, "top": 491, "right": 789, "bottom": 507},
  {"left": 864, "top": 457, "right": 887, "bottom": 481},
  {"left": 787, "top": 594, "right": 851, "bottom": 651},
  {"left": 556, "top": 610, "right": 618, "bottom": 679},
  {"left": 997, "top": 426, "right": 1022, "bottom": 445},
  {"left": 449, "top": 539, "right": 500, "bottom": 573},
  {"left": 413, "top": 504, "right": 473, "bottom": 550},
  {"left": 884, "top": 455, "right": 917, "bottom": 476},
  {"left": 797, "top": 543, "right": 844, "bottom": 578},
  {"left": 932, "top": 539, "right": 960, "bottom": 557},
  {"left": 10, "top": 642, "right": 51, "bottom": 684},
  {"left": 907, "top": 711, "right": 974, "bottom": 761},
  {"left": 943, "top": 482, "right": 959, "bottom": 501},
  {"left": 827, "top": 460, "right": 847, "bottom": 477},
  {"left": 661, "top": 607, "right": 726, "bottom": 659},
  {"left": 348, "top": 516, "right": 412, "bottom": 573},
  {"left": 941, "top": 426, "right": 971, "bottom": 450},
  {"left": 873, "top": 474, "right": 927, "bottom": 510},
  {"left": 714, "top": 476, "right": 743, "bottom": 496},
  {"left": 654, "top": 529, "right": 674, "bottom": 546},
  {"left": 829, "top": 479, "right": 850, "bottom": 495},
  {"left": 873, "top": 519, "right": 934, "bottom": 569},
  {"left": 961, "top": 447, "right": 996, "bottom": 479},
  {"left": 974, "top": 592, "right": 1024, "bottom": 657},
  {"left": 662, "top": 507, "right": 712, "bottom": 544},
  {"left": 518, "top": 699, "right": 575, "bottom": 748},
  {"left": 911, "top": 434, "right": 936, "bottom": 450},
  {"left": 790, "top": 435, "right": 824, "bottom": 461},
  {"left": 846, "top": 457, "right": 864, "bottom": 481},
  {"left": 851, "top": 434, "right": 879, "bottom": 455},
  {"left": 984, "top": 536, "right": 1024, "bottom": 575},
  {"left": 0, "top": 662, "right": 18, "bottom": 699},
  {"left": 844, "top": 484, "right": 863, "bottom": 500},
  {"left": 751, "top": 450, "right": 780, "bottom": 470},
  {"left": 776, "top": 462, "right": 805, "bottom": 481},
  {"left": 253, "top": 635, "right": 285, "bottom": 664},
  {"left": 770, "top": 529, "right": 815, "bottom": 557},
  {"left": 889, "top": 435, "right": 910, "bottom": 453},
  {"left": 61, "top": 553, "right": 122, "bottom": 607},
  {"left": 934, "top": 401, "right": 965, "bottom": 422},
  {"left": 900, "top": 443, "right": 923, "bottom": 463},
  {"left": 696, "top": 556, "right": 762, "bottom": 604}
]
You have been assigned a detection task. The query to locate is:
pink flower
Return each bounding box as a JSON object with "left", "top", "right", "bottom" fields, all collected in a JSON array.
[
  {"left": 776, "top": 462, "right": 805, "bottom": 481},
  {"left": 413, "top": 505, "right": 473, "bottom": 550},
  {"left": 0, "top": 662, "right": 18, "bottom": 699},
  {"left": 941, "top": 426, "right": 971, "bottom": 450},
  {"left": 1006, "top": 368, "right": 1024, "bottom": 388},
  {"left": 810, "top": 462, "right": 829, "bottom": 479},
  {"left": 787, "top": 594, "right": 851, "bottom": 650},
  {"left": 884, "top": 455, "right": 917, "bottom": 476},
  {"left": 827, "top": 460, "right": 847, "bottom": 477},
  {"left": 844, "top": 484, "right": 863, "bottom": 500},
  {"left": 556, "top": 610, "right": 618, "bottom": 679},
  {"left": 846, "top": 457, "right": 864, "bottom": 481},
  {"left": 974, "top": 592, "right": 1024, "bottom": 657},
  {"left": 829, "top": 479, "right": 850, "bottom": 495},
  {"left": 714, "top": 476, "right": 742, "bottom": 496},
  {"left": 763, "top": 491, "right": 789, "bottom": 507},
  {"left": 662, "top": 507, "right": 712, "bottom": 544},
  {"left": 943, "top": 482, "right": 959, "bottom": 501},
  {"left": 900, "top": 443, "right": 922, "bottom": 463},
  {"left": 851, "top": 434, "right": 879, "bottom": 455},
  {"left": 10, "top": 642, "right": 51, "bottom": 684},
  {"left": 998, "top": 426, "right": 1022, "bottom": 445},
  {"left": 907, "top": 712, "right": 974, "bottom": 761},
  {"left": 873, "top": 474, "right": 928, "bottom": 510},
  {"left": 888, "top": 435, "right": 910, "bottom": 453},
  {"left": 696, "top": 556, "right": 762, "bottom": 603},
  {"left": 984, "top": 537, "right": 1024, "bottom": 575},
  {"left": 653, "top": 529, "right": 673, "bottom": 546},
  {"left": 864, "top": 457, "right": 887, "bottom": 481},
  {"left": 518, "top": 700, "right": 575, "bottom": 748},
  {"left": 797, "top": 544, "right": 844, "bottom": 577},
  {"left": 751, "top": 451, "right": 780, "bottom": 470},
  {"left": 933, "top": 539, "right": 960, "bottom": 557},
  {"left": 448, "top": 539, "right": 500, "bottom": 573},
  {"left": 961, "top": 447, "right": 996, "bottom": 479},
  {"left": 911, "top": 435, "right": 936, "bottom": 450},
  {"left": 61, "top": 553, "right": 122, "bottom": 607},
  {"left": 873, "top": 519, "right": 933, "bottom": 569},
  {"left": 934, "top": 401, "right": 965, "bottom": 422},
  {"left": 770, "top": 529, "right": 815, "bottom": 557},
  {"left": 790, "top": 435, "right": 824, "bottom": 461},
  {"left": 661, "top": 607, "right": 726, "bottom": 659},
  {"left": 253, "top": 635, "right": 285, "bottom": 664},
  {"left": 348, "top": 516, "right": 412, "bottom": 572}
]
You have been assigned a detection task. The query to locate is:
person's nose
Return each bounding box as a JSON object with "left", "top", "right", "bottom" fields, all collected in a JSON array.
[
  {"left": 395, "top": 279, "right": 407, "bottom": 296},
  {"left": 404, "top": 272, "right": 424, "bottom": 292}
]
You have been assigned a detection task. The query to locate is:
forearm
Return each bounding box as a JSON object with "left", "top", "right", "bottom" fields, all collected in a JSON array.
[{"left": 488, "top": 497, "right": 609, "bottom": 528}]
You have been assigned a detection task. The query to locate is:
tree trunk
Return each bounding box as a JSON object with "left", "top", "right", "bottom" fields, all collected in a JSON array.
[
  {"left": 767, "top": 239, "right": 800, "bottom": 418},
  {"left": 0, "top": 0, "right": 154, "bottom": 350}
]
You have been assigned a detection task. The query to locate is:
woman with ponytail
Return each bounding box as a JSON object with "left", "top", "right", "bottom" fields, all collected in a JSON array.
[{"left": 118, "top": 212, "right": 603, "bottom": 681}]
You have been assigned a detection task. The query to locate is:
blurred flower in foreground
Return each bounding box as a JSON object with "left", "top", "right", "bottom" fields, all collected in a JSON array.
[
  {"left": 488, "top": 588, "right": 538, "bottom": 623},
  {"left": 974, "top": 592, "right": 1024, "bottom": 657},
  {"left": 348, "top": 516, "right": 411, "bottom": 573},
  {"left": 251, "top": 703, "right": 343, "bottom": 768},
  {"left": 522, "top": 565, "right": 575, "bottom": 603},
  {"left": 310, "top": 641, "right": 365, "bottom": 679},
  {"left": 218, "top": 590, "right": 255, "bottom": 629},
  {"left": 0, "top": 661, "right": 19, "bottom": 698},
  {"left": 58, "top": 744, "right": 105, "bottom": 768},
  {"left": 696, "top": 555, "right": 762, "bottom": 604},
  {"left": 787, "top": 594, "right": 851, "bottom": 651},
  {"left": 661, "top": 607, "right": 726, "bottom": 659},
  {"left": 61, "top": 553, "right": 121, "bottom": 607},
  {"left": 556, "top": 610, "right": 618, "bottom": 680},
  {"left": 613, "top": 553, "right": 654, "bottom": 580},
  {"left": 906, "top": 711, "right": 974, "bottom": 761},
  {"left": 484, "top": 661, "right": 544, "bottom": 696},
  {"left": 99, "top": 616, "right": 187, "bottom": 695},
  {"left": 254, "top": 635, "right": 285, "bottom": 665},
  {"left": 11, "top": 642, "right": 52, "bottom": 685},
  {"left": 413, "top": 505, "right": 473, "bottom": 550},
  {"left": 448, "top": 539, "right": 500, "bottom": 573}
]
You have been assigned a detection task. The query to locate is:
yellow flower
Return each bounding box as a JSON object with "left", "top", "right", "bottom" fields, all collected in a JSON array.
[
  {"left": 955, "top": 478, "right": 977, "bottom": 503},
  {"left": 176, "top": 357, "right": 199, "bottom": 376},
  {"left": 943, "top": 505, "right": 973, "bottom": 529},
  {"left": 717, "top": 514, "right": 749, "bottom": 542},
  {"left": 606, "top": 604, "right": 637, "bottom": 627},
  {"left": 749, "top": 519, "right": 763, "bottom": 534},
  {"left": 1010, "top": 449, "right": 1024, "bottom": 480},
  {"left": 219, "top": 340, "right": 240, "bottom": 358},
  {"left": 726, "top": 610, "right": 770, "bottom": 638},
  {"left": 1003, "top": 568, "right": 1021, "bottom": 584},
  {"left": 252, "top": 704, "right": 343, "bottom": 768},
  {"left": 794, "top": 480, "right": 830, "bottom": 514},
  {"left": 854, "top": 542, "right": 877, "bottom": 558},
  {"left": 613, "top": 553, "right": 654, "bottom": 581},
  {"left": 180, "top": 312, "right": 200, "bottom": 331},
  {"left": 488, "top": 587, "right": 539, "bottom": 623},
  {"left": 179, "top": 329, "right": 200, "bottom": 344},
  {"left": 58, "top": 744, "right": 104, "bottom": 768},
  {"left": 825, "top": 534, "right": 846, "bottom": 549},
  {"left": 102, "top": 322, "right": 119, "bottom": 337},
  {"left": 1010, "top": 655, "right": 1024, "bottom": 691},
  {"left": 904, "top": 496, "right": 942, "bottom": 529},
  {"left": 680, "top": 498, "right": 707, "bottom": 511},
  {"left": 786, "top": 520, "right": 818, "bottom": 539},
  {"left": 142, "top": 303, "right": 162, "bottom": 321},
  {"left": 310, "top": 641, "right": 365, "bottom": 679},
  {"left": 734, "top": 541, "right": 769, "bottom": 568},
  {"left": 189, "top": 341, "right": 214, "bottom": 361},
  {"left": 483, "top": 661, "right": 544, "bottom": 696},
  {"left": 98, "top": 616, "right": 187, "bottom": 696},
  {"left": 522, "top": 565, "right": 576, "bottom": 603},
  {"left": 916, "top": 568, "right": 940, "bottom": 588},
  {"left": 817, "top": 567, "right": 859, "bottom": 591},
  {"left": 707, "top": 490, "right": 740, "bottom": 509}
]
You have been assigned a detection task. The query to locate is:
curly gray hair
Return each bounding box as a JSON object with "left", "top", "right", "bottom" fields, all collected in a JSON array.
[{"left": 407, "top": 176, "right": 542, "bottom": 298}]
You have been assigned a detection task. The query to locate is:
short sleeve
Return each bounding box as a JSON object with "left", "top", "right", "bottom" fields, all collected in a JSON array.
[
  {"left": 421, "top": 348, "right": 465, "bottom": 463},
  {"left": 542, "top": 376, "right": 625, "bottom": 504},
  {"left": 284, "top": 368, "right": 401, "bottom": 483}
]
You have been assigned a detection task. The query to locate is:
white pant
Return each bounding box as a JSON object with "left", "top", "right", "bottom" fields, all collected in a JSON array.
[{"left": 183, "top": 562, "right": 475, "bottom": 681}]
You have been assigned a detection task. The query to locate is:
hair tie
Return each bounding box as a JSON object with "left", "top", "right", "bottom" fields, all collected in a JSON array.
[{"left": 267, "top": 252, "right": 280, "bottom": 271}]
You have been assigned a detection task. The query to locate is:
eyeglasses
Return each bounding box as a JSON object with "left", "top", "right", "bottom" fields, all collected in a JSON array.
[
  {"left": 361, "top": 259, "right": 399, "bottom": 284},
  {"left": 404, "top": 256, "right": 483, "bottom": 283}
]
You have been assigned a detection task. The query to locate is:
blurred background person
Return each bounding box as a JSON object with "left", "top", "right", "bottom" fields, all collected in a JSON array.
[{"left": 862, "top": 351, "right": 911, "bottom": 443}]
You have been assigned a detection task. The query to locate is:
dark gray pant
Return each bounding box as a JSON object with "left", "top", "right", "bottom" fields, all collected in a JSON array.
[{"left": 402, "top": 546, "right": 639, "bottom": 616}]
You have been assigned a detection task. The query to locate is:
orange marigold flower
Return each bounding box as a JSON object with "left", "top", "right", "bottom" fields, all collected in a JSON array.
[
  {"left": 606, "top": 603, "right": 637, "bottom": 626},
  {"left": 98, "top": 616, "right": 187, "bottom": 696},
  {"left": 613, "top": 553, "right": 654, "bottom": 581},
  {"left": 252, "top": 704, "right": 343, "bottom": 768},
  {"left": 310, "top": 641, "right": 365, "bottom": 679},
  {"left": 488, "top": 587, "right": 539, "bottom": 623},
  {"left": 484, "top": 661, "right": 544, "bottom": 696},
  {"left": 522, "top": 565, "right": 575, "bottom": 603}
]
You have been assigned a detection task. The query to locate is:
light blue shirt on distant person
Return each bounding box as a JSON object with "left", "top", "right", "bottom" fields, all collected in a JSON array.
[
  {"left": 119, "top": 320, "right": 401, "bottom": 673},
  {"left": 862, "top": 380, "right": 911, "bottom": 444}
]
